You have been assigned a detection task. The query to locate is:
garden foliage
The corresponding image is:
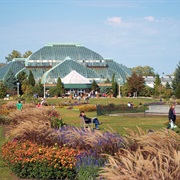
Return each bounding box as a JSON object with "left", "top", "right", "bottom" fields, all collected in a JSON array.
[{"left": 1, "top": 102, "right": 180, "bottom": 179}]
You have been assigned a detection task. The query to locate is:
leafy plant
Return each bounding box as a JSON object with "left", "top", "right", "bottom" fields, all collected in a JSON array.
[{"left": 76, "top": 151, "right": 106, "bottom": 180}]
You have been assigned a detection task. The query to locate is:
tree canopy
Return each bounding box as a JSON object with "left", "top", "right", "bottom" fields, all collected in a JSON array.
[
  {"left": 172, "top": 61, "right": 180, "bottom": 92},
  {"left": 131, "top": 66, "right": 155, "bottom": 76},
  {"left": 126, "top": 72, "right": 145, "bottom": 96},
  {"left": 4, "top": 69, "right": 17, "bottom": 94},
  {"left": 28, "top": 70, "right": 35, "bottom": 87},
  {"left": 5, "top": 50, "right": 32, "bottom": 62}
]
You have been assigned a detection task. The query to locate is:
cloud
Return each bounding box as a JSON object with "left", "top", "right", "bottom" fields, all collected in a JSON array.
[
  {"left": 144, "top": 16, "right": 156, "bottom": 22},
  {"left": 105, "top": 16, "right": 132, "bottom": 28}
]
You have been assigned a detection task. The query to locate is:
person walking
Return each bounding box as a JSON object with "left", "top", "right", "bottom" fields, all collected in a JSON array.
[{"left": 167, "top": 104, "right": 176, "bottom": 129}]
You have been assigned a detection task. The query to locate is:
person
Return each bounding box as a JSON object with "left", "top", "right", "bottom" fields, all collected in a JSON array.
[
  {"left": 36, "top": 103, "right": 42, "bottom": 108},
  {"left": 127, "top": 102, "right": 133, "bottom": 108},
  {"left": 79, "top": 111, "right": 102, "bottom": 130},
  {"left": 16, "top": 100, "right": 23, "bottom": 110},
  {"left": 167, "top": 104, "right": 177, "bottom": 129}
]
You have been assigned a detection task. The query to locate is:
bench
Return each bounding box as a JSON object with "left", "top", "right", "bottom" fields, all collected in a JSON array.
[{"left": 79, "top": 116, "right": 94, "bottom": 129}]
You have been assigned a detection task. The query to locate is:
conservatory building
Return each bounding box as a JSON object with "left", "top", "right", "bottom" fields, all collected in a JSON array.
[{"left": 0, "top": 43, "right": 132, "bottom": 93}]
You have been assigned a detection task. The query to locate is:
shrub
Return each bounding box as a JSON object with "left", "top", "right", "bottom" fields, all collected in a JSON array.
[
  {"left": 0, "top": 115, "right": 12, "bottom": 125},
  {"left": 74, "top": 104, "right": 96, "bottom": 112},
  {"left": 76, "top": 151, "right": 106, "bottom": 180},
  {"left": 47, "top": 109, "right": 66, "bottom": 128},
  {"left": 56, "top": 127, "right": 125, "bottom": 156},
  {"left": 2, "top": 140, "right": 79, "bottom": 179}
]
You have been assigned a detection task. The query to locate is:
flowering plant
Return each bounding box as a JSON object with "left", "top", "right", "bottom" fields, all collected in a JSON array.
[
  {"left": 2, "top": 140, "right": 79, "bottom": 179},
  {"left": 48, "top": 109, "right": 66, "bottom": 128}
]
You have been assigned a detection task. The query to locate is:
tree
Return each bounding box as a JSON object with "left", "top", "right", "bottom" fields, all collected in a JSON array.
[
  {"left": 111, "top": 74, "right": 118, "bottom": 97},
  {"left": 21, "top": 79, "right": 33, "bottom": 95},
  {"left": 28, "top": 70, "right": 35, "bottom": 86},
  {"left": 126, "top": 72, "right": 145, "bottom": 97},
  {"left": 0, "top": 82, "right": 7, "bottom": 98},
  {"left": 49, "top": 87, "right": 57, "bottom": 97},
  {"left": 154, "top": 74, "right": 162, "bottom": 96},
  {"left": 33, "top": 80, "right": 44, "bottom": 97},
  {"left": 165, "top": 82, "right": 171, "bottom": 89},
  {"left": 17, "top": 71, "right": 28, "bottom": 95},
  {"left": 17, "top": 71, "right": 28, "bottom": 84},
  {"left": 172, "top": 61, "right": 180, "bottom": 93},
  {"left": 5, "top": 50, "right": 22, "bottom": 62},
  {"left": 5, "top": 50, "right": 33, "bottom": 63},
  {"left": 175, "top": 82, "right": 180, "bottom": 99},
  {"left": 104, "top": 78, "right": 110, "bottom": 83},
  {"left": 23, "top": 51, "right": 32, "bottom": 58},
  {"left": 91, "top": 80, "right": 99, "bottom": 92},
  {"left": 56, "top": 77, "right": 64, "bottom": 97},
  {"left": 132, "top": 66, "right": 155, "bottom": 76},
  {"left": 4, "top": 69, "right": 17, "bottom": 94}
]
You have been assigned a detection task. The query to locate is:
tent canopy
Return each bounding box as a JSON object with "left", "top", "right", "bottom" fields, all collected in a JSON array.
[{"left": 62, "top": 70, "right": 91, "bottom": 84}]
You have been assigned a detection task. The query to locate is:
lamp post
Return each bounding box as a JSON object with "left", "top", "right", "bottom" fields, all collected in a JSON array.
[
  {"left": 117, "top": 80, "right": 121, "bottom": 98},
  {"left": 17, "top": 82, "right": 20, "bottom": 97},
  {"left": 44, "top": 80, "right": 46, "bottom": 99}
]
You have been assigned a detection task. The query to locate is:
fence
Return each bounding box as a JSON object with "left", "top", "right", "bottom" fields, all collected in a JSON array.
[
  {"left": 96, "top": 104, "right": 180, "bottom": 116},
  {"left": 96, "top": 104, "right": 147, "bottom": 116}
]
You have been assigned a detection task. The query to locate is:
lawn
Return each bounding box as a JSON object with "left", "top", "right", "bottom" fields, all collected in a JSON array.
[{"left": 54, "top": 107, "right": 168, "bottom": 135}]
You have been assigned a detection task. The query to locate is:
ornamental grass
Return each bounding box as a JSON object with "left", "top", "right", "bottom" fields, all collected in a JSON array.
[{"left": 99, "top": 128, "right": 180, "bottom": 180}]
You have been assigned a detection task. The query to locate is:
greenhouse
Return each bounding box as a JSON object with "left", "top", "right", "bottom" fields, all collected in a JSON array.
[{"left": 0, "top": 43, "right": 131, "bottom": 92}]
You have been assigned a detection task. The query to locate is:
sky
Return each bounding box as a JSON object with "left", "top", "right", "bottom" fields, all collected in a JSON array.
[{"left": 0, "top": 0, "right": 180, "bottom": 75}]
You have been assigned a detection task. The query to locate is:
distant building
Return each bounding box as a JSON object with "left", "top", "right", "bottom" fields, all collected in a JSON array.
[{"left": 143, "top": 76, "right": 174, "bottom": 88}]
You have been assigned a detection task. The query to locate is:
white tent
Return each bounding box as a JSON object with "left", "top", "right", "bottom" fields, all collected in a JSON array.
[{"left": 62, "top": 70, "right": 91, "bottom": 84}]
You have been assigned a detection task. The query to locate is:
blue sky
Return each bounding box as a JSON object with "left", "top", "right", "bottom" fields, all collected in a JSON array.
[{"left": 0, "top": 0, "right": 180, "bottom": 75}]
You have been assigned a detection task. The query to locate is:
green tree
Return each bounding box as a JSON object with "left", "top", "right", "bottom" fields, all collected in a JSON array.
[
  {"left": 33, "top": 80, "right": 44, "bottom": 97},
  {"left": 165, "top": 82, "right": 171, "bottom": 89},
  {"left": 17, "top": 71, "right": 28, "bottom": 95},
  {"left": 23, "top": 51, "right": 32, "bottom": 58},
  {"left": 104, "top": 78, "right": 111, "bottom": 83},
  {"left": 175, "top": 82, "right": 180, "bottom": 99},
  {"left": 0, "top": 82, "right": 7, "bottom": 98},
  {"left": 5, "top": 50, "right": 22, "bottom": 62},
  {"left": 126, "top": 72, "right": 145, "bottom": 97},
  {"left": 111, "top": 74, "right": 118, "bottom": 97},
  {"left": 28, "top": 70, "right": 35, "bottom": 86},
  {"left": 17, "top": 71, "right": 28, "bottom": 84},
  {"left": 4, "top": 69, "right": 17, "bottom": 94},
  {"left": 21, "top": 79, "right": 33, "bottom": 95},
  {"left": 154, "top": 74, "right": 162, "bottom": 96},
  {"left": 172, "top": 61, "right": 180, "bottom": 93},
  {"left": 49, "top": 87, "right": 57, "bottom": 97},
  {"left": 91, "top": 80, "right": 99, "bottom": 91},
  {"left": 56, "top": 77, "right": 64, "bottom": 97},
  {"left": 132, "top": 66, "right": 155, "bottom": 76}
]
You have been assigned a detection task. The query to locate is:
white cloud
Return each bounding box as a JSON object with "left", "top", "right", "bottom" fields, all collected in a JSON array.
[
  {"left": 105, "top": 16, "right": 133, "bottom": 28},
  {"left": 144, "top": 16, "right": 156, "bottom": 22}
]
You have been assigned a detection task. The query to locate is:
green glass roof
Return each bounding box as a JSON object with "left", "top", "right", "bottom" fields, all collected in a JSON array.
[{"left": 29, "top": 43, "right": 104, "bottom": 61}]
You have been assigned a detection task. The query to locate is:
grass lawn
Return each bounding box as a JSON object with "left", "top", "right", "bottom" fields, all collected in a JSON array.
[
  {"left": 55, "top": 107, "right": 169, "bottom": 135},
  {"left": 46, "top": 97, "right": 177, "bottom": 134}
]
